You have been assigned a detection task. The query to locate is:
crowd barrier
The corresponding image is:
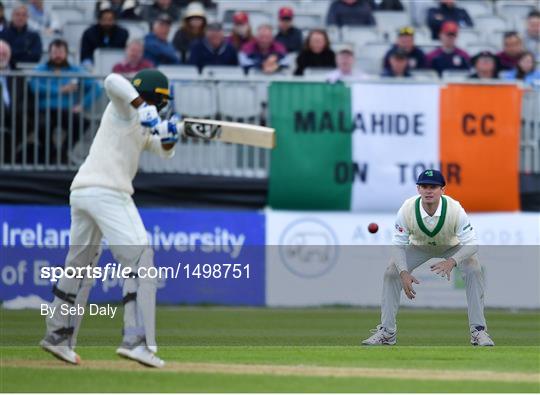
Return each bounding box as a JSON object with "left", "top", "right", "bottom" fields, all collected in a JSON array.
[{"left": 0, "top": 71, "right": 538, "bottom": 177}]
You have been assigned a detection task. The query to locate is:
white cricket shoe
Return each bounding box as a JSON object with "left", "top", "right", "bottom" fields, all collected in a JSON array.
[
  {"left": 40, "top": 337, "right": 81, "bottom": 365},
  {"left": 362, "top": 325, "right": 397, "bottom": 345},
  {"left": 117, "top": 344, "right": 165, "bottom": 368},
  {"left": 470, "top": 326, "right": 495, "bottom": 346}
]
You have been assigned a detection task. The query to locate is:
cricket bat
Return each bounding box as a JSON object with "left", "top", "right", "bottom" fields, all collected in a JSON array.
[{"left": 178, "top": 118, "right": 276, "bottom": 149}]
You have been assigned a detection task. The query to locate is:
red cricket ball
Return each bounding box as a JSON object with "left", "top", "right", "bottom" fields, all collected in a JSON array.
[{"left": 368, "top": 223, "right": 379, "bottom": 234}]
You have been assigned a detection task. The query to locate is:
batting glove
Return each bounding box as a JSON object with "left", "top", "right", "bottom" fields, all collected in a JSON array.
[
  {"left": 137, "top": 103, "right": 160, "bottom": 128},
  {"left": 152, "top": 119, "right": 179, "bottom": 144}
]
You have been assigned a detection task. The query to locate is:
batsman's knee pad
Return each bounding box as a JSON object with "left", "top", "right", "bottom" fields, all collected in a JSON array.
[
  {"left": 384, "top": 264, "right": 400, "bottom": 281},
  {"left": 460, "top": 255, "right": 482, "bottom": 278}
]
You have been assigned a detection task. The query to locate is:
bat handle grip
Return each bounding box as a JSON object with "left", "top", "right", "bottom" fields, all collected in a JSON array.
[{"left": 175, "top": 121, "right": 185, "bottom": 136}]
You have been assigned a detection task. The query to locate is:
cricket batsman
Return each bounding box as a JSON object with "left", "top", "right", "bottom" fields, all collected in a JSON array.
[
  {"left": 40, "top": 69, "right": 179, "bottom": 368},
  {"left": 362, "top": 169, "right": 494, "bottom": 347}
]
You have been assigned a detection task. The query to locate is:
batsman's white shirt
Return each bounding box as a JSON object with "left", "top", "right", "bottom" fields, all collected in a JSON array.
[
  {"left": 71, "top": 73, "right": 174, "bottom": 195},
  {"left": 392, "top": 195, "right": 477, "bottom": 273}
]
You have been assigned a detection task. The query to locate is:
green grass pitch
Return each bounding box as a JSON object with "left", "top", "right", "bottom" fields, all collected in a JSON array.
[{"left": 1, "top": 307, "right": 539, "bottom": 392}]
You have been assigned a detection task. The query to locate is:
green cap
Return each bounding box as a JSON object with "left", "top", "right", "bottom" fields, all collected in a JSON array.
[{"left": 132, "top": 69, "right": 171, "bottom": 99}]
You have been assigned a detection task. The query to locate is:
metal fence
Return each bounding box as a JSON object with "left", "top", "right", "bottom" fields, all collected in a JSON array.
[{"left": 1, "top": 71, "right": 539, "bottom": 177}]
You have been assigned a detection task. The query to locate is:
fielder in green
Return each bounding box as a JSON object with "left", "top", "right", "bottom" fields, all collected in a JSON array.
[{"left": 362, "top": 169, "right": 495, "bottom": 346}]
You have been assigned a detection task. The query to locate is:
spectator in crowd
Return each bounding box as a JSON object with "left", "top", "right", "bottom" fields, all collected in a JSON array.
[
  {"left": 144, "top": 14, "right": 180, "bottom": 65},
  {"left": 275, "top": 7, "right": 303, "bottom": 53},
  {"left": 524, "top": 10, "right": 540, "bottom": 60},
  {"left": 294, "top": 29, "right": 336, "bottom": 76},
  {"left": 172, "top": 1, "right": 207, "bottom": 62},
  {"left": 173, "top": 0, "right": 216, "bottom": 9},
  {"left": 30, "top": 39, "right": 102, "bottom": 162},
  {"left": 0, "top": 2, "right": 7, "bottom": 32},
  {"left": 27, "top": 0, "right": 61, "bottom": 36},
  {"left": 227, "top": 11, "right": 252, "bottom": 51},
  {"left": 496, "top": 31, "right": 524, "bottom": 72},
  {"left": 0, "top": 4, "right": 42, "bottom": 64},
  {"left": 426, "top": 21, "right": 470, "bottom": 76},
  {"left": 80, "top": 8, "right": 129, "bottom": 68},
  {"left": 427, "top": 0, "right": 473, "bottom": 40},
  {"left": 0, "top": 39, "right": 37, "bottom": 162},
  {"left": 501, "top": 51, "right": 540, "bottom": 86},
  {"left": 327, "top": 43, "right": 368, "bottom": 82},
  {"left": 141, "top": 0, "right": 180, "bottom": 26},
  {"left": 383, "top": 26, "right": 426, "bottom": 72},
  {"left": 95, "top": 0, "right": 142, "bottom": 20},
  {"left": 469, "top": 51, "right": 498, "bottom": 79},
  {"left": 240, "top": 24, "right": 287, "bottom": 74},
  {"left": 369, "top": 0, "right": 403, "bottom": 11},
  {"left": 381, "top": 48, "right": 411, "bottom": 77},
  {"left": 326, "top": 0, "right": 376, "bottom": 27},
  {"left": 112, "top": 39, "right": 154, "bottom": 77},
  {"left": 188, "top": 22, "right": 238, "bottom": 72}
]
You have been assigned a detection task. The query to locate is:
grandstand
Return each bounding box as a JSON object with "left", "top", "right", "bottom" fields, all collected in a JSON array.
[{"left": 0, "top": 0, "right": 539, "bottom": 208}]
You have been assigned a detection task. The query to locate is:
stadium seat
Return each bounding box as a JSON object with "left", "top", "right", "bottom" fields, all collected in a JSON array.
[
  {"left": 94, "top": 49, "right": 125, "bottom": 75},
  {"left": 172, "top": 81, "right": 217, "bottom": 118},
  {"left": 51, "top": 6, "right": 86, "bottom": 23},
  {"left": 327, "top": 25, "right": 341, "bottom": 43},
  {"left": 458, "top": 0, "right": 493, "bottom": 18},
  {"left": 486, "top": 29, "right": 507, "bottom": 47},
  {"left": 63, "top": 21, "right": 90, "bottom": 56},
  {"left": 473, "top": 15, "right": 510, "bottom": 34},
  {"left": 217, "top": 82, "right": 260, "bottom": 121},
  {"left": 202, "top": 66, "right": 246, "bottom": 78},
  {"left": 374, "top": 11, "right": 411, "bottom": 35},
  {"left": 293, "top": 13, "right": 324, "bottom": 30},
  {"left": 119, "top": 21, "right": 149, "bottom": 41},
  {"left": 410, "top": 69, "right": 439, "bottom": 81},
  {"left": 496, "top": 1, "right": 536, "bottom": 28},
  {"left": 442, "top": 69, "right": 470, "bottom": 81},
  {"left": 457, "top": 29, "right": 480, "bottom": 47},
  {"left": 158, "top": 65, "right": 200, "bottom": 79},
  {"left": 465, "top": 42, "right": 499, "bottom": 55},
  {"left": 341, "top": 27, "right": 381, "bottom": 49},
  {"left": 303, "top": 67, "right": 334, "bottom": 79}
]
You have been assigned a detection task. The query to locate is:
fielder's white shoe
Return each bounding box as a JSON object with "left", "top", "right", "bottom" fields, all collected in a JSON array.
[
  {"left": 40, "top": 336, "right": 81, "bottom": 365},
  {"left": 362, "top": 325, "right": 397, "bottom": 345},
  {"left": 470, "top": 326, "right": 495, "bottom": 346},
  {"left": 117, "top": 344, "right": 165, "bottom": 368}
]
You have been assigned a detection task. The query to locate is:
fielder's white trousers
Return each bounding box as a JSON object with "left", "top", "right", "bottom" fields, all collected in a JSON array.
[{"left": 381, "top": 247, "right": 487, "bottom": 332}]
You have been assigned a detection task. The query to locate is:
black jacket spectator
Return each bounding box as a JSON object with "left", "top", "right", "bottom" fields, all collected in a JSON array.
[
  {"left": 0, "top": 23, "right": 41, "bottom": 63},
  {"left": 80, "top": 12, "right": 129, "bottom": 66},
  {"left": 188, "top": 37, "right": 238, "bottom": 71},
  {"left": 141, "top": 0, "right": 180, "bottom": 26},
  {"left": 369, "top": 0, "right": 404, "bottom": 11},
  {"left": 383, "top": 44, "right": 425, "bottom": 70},
  {"left": 0, "top": 1, "right": 8, "bottom": 31},
  {"left": 427, "top": 1, "right": 473, "bottom": 40},
  {"left": 275, "top": 27, "right": 303, "bottom": 53},
  {"left": 172, "top": 2, "right": 207, "bottom": 62},
  {"left": 95, "top": 0, "right": 142, "bottom": 20},
  {"left": 326, "top": 0, "right": 376, "bottom": 27},
  {"left": 294, "top": 30, "right": 336, "bottom": 76}
]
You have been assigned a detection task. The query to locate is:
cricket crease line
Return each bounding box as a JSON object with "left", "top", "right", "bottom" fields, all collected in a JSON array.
[{"left": 2, "top": 359, "right": 539, "bottom": 383}]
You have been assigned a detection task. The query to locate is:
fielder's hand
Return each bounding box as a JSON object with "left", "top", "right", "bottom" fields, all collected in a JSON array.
[
  {"left": 430, "top": 259, "right": 457, "bottom": 281},
  {"left": 400, "top": 271, "right": 420, "bottom": 300},
  {"left": 138, "top": 103, "right": 160, "bottom": 128}
]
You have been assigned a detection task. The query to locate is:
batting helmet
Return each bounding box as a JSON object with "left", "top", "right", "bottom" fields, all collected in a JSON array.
[{"left": 132, "top": 69, "right": 171, "bottom": 111}]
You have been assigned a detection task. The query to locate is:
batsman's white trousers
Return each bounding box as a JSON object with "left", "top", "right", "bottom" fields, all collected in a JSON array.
[{"left": 381, "top": 247, "right": 487, "bottom": 332}]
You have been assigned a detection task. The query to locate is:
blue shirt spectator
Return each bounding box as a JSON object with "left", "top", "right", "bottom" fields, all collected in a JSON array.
[
  {"left": 427, "top": 0, "right": 473, "bottom": 40},
  {"left": 144, "top": 14, "right": 180, "bottom": 66},
  {"left": 326, "top": 0, "right": 376, "bottom": 27},
  {"left": 80, "top": 8, "right": 129, "bottom": 67},
  {"left": 31, "top": 44, "right": 102, "bottom": 110},
  {"left": 501, "top": 52, "right": 540, "bottom": 87},
  {"left": 0, "top": 4, "right": 42, "bottom": 64},
  {"left": 383, "top": 27, "right": 426, "bottom": 71},
  {"left": 188, "top": 22, "right": 238, "bottom": 72},
  {"left": 426, "top": 21, "right": 470, "bottom": 76}
]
